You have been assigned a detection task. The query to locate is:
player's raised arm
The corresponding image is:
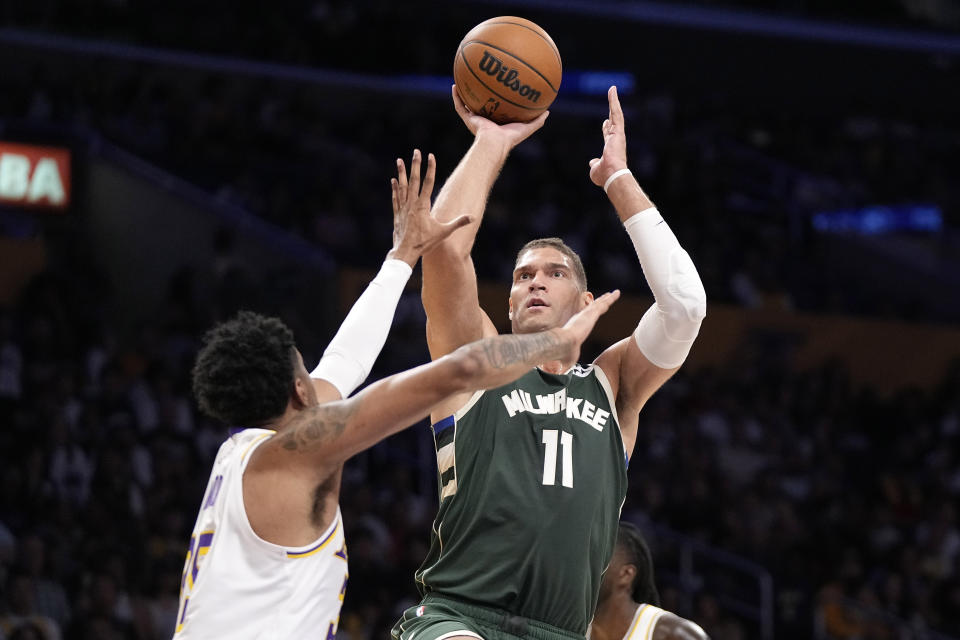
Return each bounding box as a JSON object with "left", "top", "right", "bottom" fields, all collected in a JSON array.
[
  {"left": 420, "top": 86, "right": 549, "bottom": 360},
  {"left": 309, "top": 150, "right": 470, "bottom": 401},
  {"left": 590, "top": 86, "right": 707, "bottom": 456},
  {"left": 259, "top": 289, "right": 619, "bottom": 470}
]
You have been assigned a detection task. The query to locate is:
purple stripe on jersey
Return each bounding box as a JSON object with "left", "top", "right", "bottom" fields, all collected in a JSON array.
[
  {"left": 286, "top": 522, "right": 338, "bottom": 557},
  {"left": 190, "top": 532, "right": 214, "bottom": 583}
]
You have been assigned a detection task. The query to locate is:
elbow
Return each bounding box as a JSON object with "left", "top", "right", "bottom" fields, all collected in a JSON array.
[
  {"left": 662, "top": 277, "right": 706, "bottom": 337},
  {"left": 442, "top": 346, "right": 486, "bottom": 394},
  {"left": 660, "top": 247, "right": 706, "bottom": 328},
  {"left": 687, "top": 285, "right": 707, "bottom": 325}
]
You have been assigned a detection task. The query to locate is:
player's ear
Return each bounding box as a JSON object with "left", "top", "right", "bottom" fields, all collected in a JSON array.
[
  {"left": 620, "top": 563, "right": 637, "bottom": 589},
  {"left": 292, "top": 376, "right": 310, "bottom": 409},
  {"left": 581, "top": 290, "right": 594, "bottom": 308},
  {"left": 508, "top": 297, "right": 514, "bottom": 321}
]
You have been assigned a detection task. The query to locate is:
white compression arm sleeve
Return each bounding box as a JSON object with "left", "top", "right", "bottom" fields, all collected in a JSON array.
[
  {"left": 625, "top": 207, "right": 707, "bottom": 369},
  {"left": 310, "top": 259, "right": 413, "bottom": 398}
]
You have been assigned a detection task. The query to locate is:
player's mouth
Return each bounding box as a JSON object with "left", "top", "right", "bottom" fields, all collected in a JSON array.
[{"left": 526, "top": 297, "right": 549, "bottom": 310}]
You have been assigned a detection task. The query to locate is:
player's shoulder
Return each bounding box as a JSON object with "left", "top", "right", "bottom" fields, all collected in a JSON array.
[
  {"left": 655, "top": 610, "right": 710, "bottom": 640},
  {"left": 213, "top": 428, "right": 276, "bottom": 464}
]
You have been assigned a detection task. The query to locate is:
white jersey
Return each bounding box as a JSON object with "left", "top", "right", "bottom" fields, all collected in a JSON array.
[
  {"left": 174, "top": 429, "right": 348, "bottom": 639},
  {"left": 623, "top": 604, "right": 667, "bottom": 640}
]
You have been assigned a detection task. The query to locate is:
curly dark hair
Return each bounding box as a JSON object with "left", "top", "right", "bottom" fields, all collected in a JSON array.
[
  {"left": 515, "top": 237, "right": 588, "bottom": 291},
  {"left": 192, "top": 311, "right": 297, "bottom": 426},
  {"left": 618, "top": 521, "right": 661, "bottom": 606}
]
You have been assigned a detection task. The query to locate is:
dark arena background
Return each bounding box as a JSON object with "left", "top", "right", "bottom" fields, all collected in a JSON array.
[{"left": 1, "top": 1, "right": 960, "bottom": 638}]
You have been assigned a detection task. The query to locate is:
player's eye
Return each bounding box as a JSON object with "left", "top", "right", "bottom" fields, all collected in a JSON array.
[
  {"left": 518, "top": 273, "right": 530, "bottom": 280},
  {"left": 553, "top": 271, "right": 564, "bottom": 278}
]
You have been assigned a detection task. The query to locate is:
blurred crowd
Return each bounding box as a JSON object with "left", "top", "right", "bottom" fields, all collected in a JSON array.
[
  {"left": 2, "top": 3, "right": 959, "bottom": 639},
  {"left": 4, "top": 0, "right": 958, "bottom": 65},
  {"left": 3, "top": 50, "right": 958, "bottom": 322},
  {"left": 1, "top": 227, "right": 959, "bottom": 639}
]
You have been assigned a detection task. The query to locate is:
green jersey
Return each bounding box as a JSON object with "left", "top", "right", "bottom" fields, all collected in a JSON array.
[{"left": 415, "top": 364, "right": 628, "bottom": 634}]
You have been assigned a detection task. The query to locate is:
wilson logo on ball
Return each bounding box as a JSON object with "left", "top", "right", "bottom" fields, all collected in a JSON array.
[{"left": 477, "top": 51, "right": 543, "bottom": 103}]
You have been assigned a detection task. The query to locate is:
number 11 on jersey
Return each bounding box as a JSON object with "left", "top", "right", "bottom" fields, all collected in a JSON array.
[{"left": 541, "top": 429, "right": 573, "bottom": 488}]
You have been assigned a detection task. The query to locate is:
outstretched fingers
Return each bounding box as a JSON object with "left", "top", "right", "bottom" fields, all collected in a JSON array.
[
  {"left": 452, "top": 84, "right": 470, "bottom": 115},
  {"left": 451, "top": 84, "right": 478, "bottom": 133},
  {"left": 391, "top": 177, "right": 400, "bottom": 217},
  {"left": 608, "top": 86, "right": 624, "bottom": 129},
  {"left": 526, "top": 110, "right": 550, "bottom": 133},
  {"left": 396, "top": 157, "right": 408, "bottom": 206},
  {"left": 419, "top": 152, "right": 436, "bottom": 202},
  {"left": 564, "top": 290, "right": 621, "bottom": 344},
  {"left": 407, "top": 149, "right": 422, "bottom": 202},
  {"left": 442, "top": 214, "right": 472, "bottom": 233},
  {"left": 419, "top": 214, "right": 473, "bottom": 253},
  {"left": 590, "top": 290, "right": 621, "bottom": 316}
]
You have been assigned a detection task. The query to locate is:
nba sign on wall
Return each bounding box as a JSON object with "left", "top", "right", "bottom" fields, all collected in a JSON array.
[{"left": 0, "top": 141, "right": 71, "bottom": 211}]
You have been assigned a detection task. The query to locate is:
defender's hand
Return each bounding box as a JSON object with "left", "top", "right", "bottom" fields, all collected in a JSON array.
[
  {"left": 452, "top": 85, "right": 549, "bottom": 151},
  {"left": 555, "top": 290, "right": 621, "bottom": 363},
  {"left": 588, "top": 86, "right": 629, "bottom": 188},
  {"left": 388, "top": 150, "right": 471, "bottom": 266}
]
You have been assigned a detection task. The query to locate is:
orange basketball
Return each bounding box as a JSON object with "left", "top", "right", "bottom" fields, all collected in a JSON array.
[{"left": 453, "top": 17, "right": 562, "bottom": 124}]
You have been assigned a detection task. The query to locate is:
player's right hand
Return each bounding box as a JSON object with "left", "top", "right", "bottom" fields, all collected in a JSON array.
[
  {"left": 557, "top": 290, "right": 621, "bottom": 362},
  {"left": 452, "top": 85, "right": 549, "bottom": 150},
  {"left": 388, "top": 150, "right": 472, "bottom": 266}
]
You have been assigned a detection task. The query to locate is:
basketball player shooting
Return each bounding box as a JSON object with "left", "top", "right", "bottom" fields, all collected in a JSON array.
[
  {"left": 172, "top": 151, "right": 620, "bottom": 639},
  {"left": 392, "top": 86, "right": 706, "bottom": 640},
  {"left": 591, "top": 523, "right": 710, "bottom": 640}
]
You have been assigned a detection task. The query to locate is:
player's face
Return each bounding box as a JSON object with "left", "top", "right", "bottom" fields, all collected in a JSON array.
[
  {"left": 509, "top": 247, "right": 592, "bottom": 334},
  {"left": 597, "top": 545, "right": 629, "bottom": 605}
]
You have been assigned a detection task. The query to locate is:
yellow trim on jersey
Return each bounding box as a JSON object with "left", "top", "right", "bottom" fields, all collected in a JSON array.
[
  {"left": 626, "top": 604, "right": 666, "bottom": 640},
  {"left": 626, "top": 604, "right": 647, "bottom": 640},
  {"left": 286, "top": 520, "right": 340, "bottom": 559},
  {"left": 240, "top": 431, "right": 275, "bottom": 462}
]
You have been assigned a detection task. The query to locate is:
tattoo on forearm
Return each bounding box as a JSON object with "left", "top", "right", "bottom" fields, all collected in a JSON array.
[
  {"left": 481, "top": 331, "right": 561, "bottom": 369},
  {"left": 280, "top": 404, "right": 352, "bottom": 452}
]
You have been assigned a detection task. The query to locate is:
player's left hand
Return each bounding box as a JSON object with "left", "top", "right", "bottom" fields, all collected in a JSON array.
[
  {"left": 588, "top": 86, "right": 629, "bottom": 188},
  {"left": 388, "top": 149, "right": 472, "bottom": 266}
]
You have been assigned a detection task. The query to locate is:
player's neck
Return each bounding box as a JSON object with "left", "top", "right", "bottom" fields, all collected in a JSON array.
[
  {"left": 266, "top": 402, "right": 302, "bottom": 433},
  {"left": 593, "top": 596, "right": 639, "bottom": 640}
]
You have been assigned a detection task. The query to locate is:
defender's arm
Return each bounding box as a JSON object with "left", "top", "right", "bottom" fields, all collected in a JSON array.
[
  {"left": 311, "top": 150, "right": 470, "bottom": 401},
  {"left": 257, "top": 290, "right": 619, "bottom": 471}
]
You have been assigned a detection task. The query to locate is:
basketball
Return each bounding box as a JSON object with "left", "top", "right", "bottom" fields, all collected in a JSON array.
[{"left": 453, "top": 17, "right": 562, "bottom": 124}]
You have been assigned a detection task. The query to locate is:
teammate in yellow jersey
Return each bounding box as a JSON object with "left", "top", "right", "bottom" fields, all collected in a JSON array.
[
  {"left": 591, "top": 523, "right": 710, "bottom": 640},
  {"left": 173, "top": 151, "right": 621, "bottom": 639}
]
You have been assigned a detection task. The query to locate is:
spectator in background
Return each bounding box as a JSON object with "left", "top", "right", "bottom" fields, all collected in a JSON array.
[
  {"left": 590, "top": 522, "right": 710, "bottom": 640},
  {"left": 0, "top": 569, "right": 62, "bottom": 640}
]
